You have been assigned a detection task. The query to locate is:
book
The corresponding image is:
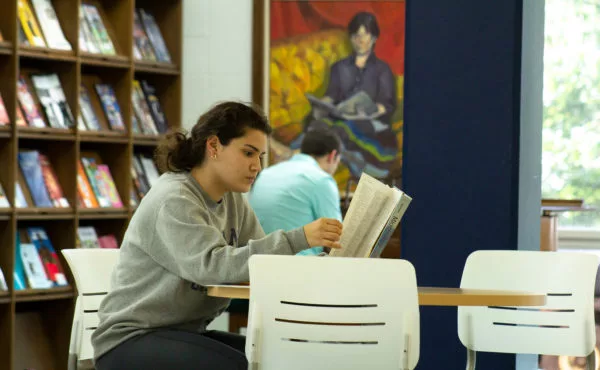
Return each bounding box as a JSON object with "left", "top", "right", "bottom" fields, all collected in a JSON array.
[
  {"left": 95, "top": 84, "right": 126, "bottom": 131},
  {"left": 30, "top": 0, "right": 72, "bottom": 50},
  {"left": 96, "top": 164, "right": 123, "bottom": 208},
  {"left": 82, "top": 4, "right": 116, "bottom": 55},
  {"left": 18, "top": 230, "right": 53, "bottom": 289},
  {"left": 0, "top": 268, "right": 7, "bottom": 291},
  {"left": 14, "top": 181, "right": 28, "bottom": 208},
  {"left": 17, "top": 76, "right": 46, "bottom": 128},
  {"left": 77, "top": 226, "right": 100, "bottom": 248},
  {"left": 77, "top": 160, "right": 99, "bottom": 208},
  {"left": 0, "top": 182, "right": 10, "bottom": 208},
  {"left": 328, "top": 173, "right": 412, "bottom": 258},
  {"left": 38, "top": 154, "right": 69, "bottom": 207},
  {"left": 133, "top": 10, "right": 156, "bottom": 61},
  {"left": 79, "top": 84, "right": 101, "bottom": 131},
  {"left": 14, "top": 234, "right": 27, "bottom": 290},
  {"left": 139, "top": 9, "right": 171, "bottom": 63},
  {"left": 0, "top": 93, "right": 9, "bottom": 126},
  {"left": 27, "top": 228, "right": 68, "bottom": 286},
  {"left": 98, "top": 234, "right": 119, "bottom": 249},
  {"left": 306, "top": 91, "right": 379, "bottom": 120},
  {"left": 139, "top": 155, "right": 160, "bottom": 187},
  {"left": 31, "top": 73, "right": 74, "bottom": 129},
  {"left": 140, "top": 80, "right": 168, "bottom": 133},
  {"left": 78, "top": 5, "right": 99, "bottom": 53},
  {"left": 81, "top": 157, "right": 111, "bottom": 207},
  {"left": 18, "top": 151, "right": 53, "bottom": 208},
  {"left": 132, "top": 80, "right": 158, "bottom": 135},
  {"left": 17, "top": 0, "right": 46, "bottom": 47}
]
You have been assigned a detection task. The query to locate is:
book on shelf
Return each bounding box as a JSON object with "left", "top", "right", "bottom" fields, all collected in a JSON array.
[
  {"left": 132, "top": 80, "right": 159, "bottom": 135},
  {"left": 140, "top": 80, "right": 168, "bottom": 133},
  {"left": 98, "top": 234, "right": 119, "bottom": 249},
  {"left": 30, "top": 0, "right": 72, "bottom": 51},
  {"left": 80, "top": 156, "right": 110, "bottom": 208},
  {"left": 95, "top": 84, "right": 126, "bottom": 132},
  {"left": 14, "top": 233, "right": 27, "bottom": 290},
  {"left": 18, "top": 150, "right": 53, "bottom": 208},
  {"left": 14, "top": 180, "right": 29, "bottom": 208},
  {"left": 0, "top": 93, "right": 9, "bottom": 126},
  {"left": 18, "top": 230, "right": 53, "bottom": 289},
  {"left": 328, "top": 173, "right": 412, "bottom": 258},
  {"left": 77, "top": 160, "right": 99, "bottom": 208},
  {"left": 26, "top": 227, "right": 68, "bottom": 286},
  {"left": 0, "top": 182, "right": 10, "bottom": 208},
  {"left": 31, "top": 73, "right": 75, "bottom": 129},
  {"left": 139, "top": 8, "right": 171, "bottom": 63},
  {"left": 38, "top": 154, "right": 69, "bottom": 208},
  {"left": 17, "top": 0, "right": 46, "bottom": 47},
  {"left": 97, "top": 164, "right": 123, "bottom": 208},
  {"left": 78, "top": 5, "right": 99, "bottom": 54},
  {"left": 17, "top": 76, "right": 46, "bottom": 128},
  {"left": 133, "top": 10, "right": 157, "bottom": 62},
  {"left": 16, "top": 106, "right": 27, "bottom": 127},
  {"left": 81, "top": 3, "right": 116, "bottom": 55},
  {"left": 77, "top": 226, "right": 100, "bottom": 248},
  {"left": 0, "top": 267, "right": 7, "bottom": 292},
  {"left": 79, "top": 83, "right": 102, "bottom": 131},
  {"left": 139, "top": 155, "right": 160, "bottom": 187}
]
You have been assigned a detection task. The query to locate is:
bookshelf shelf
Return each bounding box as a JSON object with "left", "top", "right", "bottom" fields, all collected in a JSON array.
[
  {"left": 134, "top": 61, "right": 180, "bottom": 75},
  {"left": 79, "top": 132, "right": 130, "bottom": 143},
  {"left": 0, "top": 41, "right": 11, "bottom": 55},
  {"left": 14, "top": 287, "right": 75, "bottom": 303},
  {"left": 17, "top": 127, "right": 76, "bottom": 141},
  {"left": 18, "top": 47, "right": 77, "bottom": 62},
  {"left": 16, "top": 209, "right": 74, "bottom": 221},
  {"left": 1, "top": 0, "right": 182, "bottom": 368},
  {"left": 81, "top": 53, "right": 131, "bottom": 69},
  {"left": 0, "top": 127, "right": 10, "bottom": 138},
  {"left": 78, "top": 208, "right": 129, "bottom": 220},
  {"left": 133, "top": 134, "right": 161, "bottom": 146}
]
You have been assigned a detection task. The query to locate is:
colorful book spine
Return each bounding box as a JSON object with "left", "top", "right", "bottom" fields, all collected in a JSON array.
[
  {"left": 97, "top": 164, "right": 123, "bottom": 208},
  {"left": 27, "top": 228, "right": 68, "bottom": 287},
  {"left": 77, "top": 160, "right": 99, "bottom": 208},
  {"left": 38, "top": 154, "right": 69, "bottom": 208},
  {"left": 95, "top": 84, "right": 126, "bottom": 131},
  {"left": 18, "top": 151, "right": 53, "bottom": 208},
  {"left": 0, "top": 93, "right": 9, "bottom": 126}
]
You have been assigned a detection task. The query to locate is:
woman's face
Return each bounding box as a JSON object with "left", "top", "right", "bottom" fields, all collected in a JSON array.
[
  {"left": 351, "top": 25, "right": 376, "bottom": 56},
  {"left": 213, "top": 128, "right": 267, "bottom": 193}
]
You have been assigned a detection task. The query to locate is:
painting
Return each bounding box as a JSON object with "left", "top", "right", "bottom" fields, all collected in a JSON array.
[{"left": 253, "top": 0, "right": 406, "bottom": 192}]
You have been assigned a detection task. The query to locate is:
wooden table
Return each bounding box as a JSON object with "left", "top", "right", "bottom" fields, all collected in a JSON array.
[{"left": 206, "top": 285, "right": 546, "bottom": 307}]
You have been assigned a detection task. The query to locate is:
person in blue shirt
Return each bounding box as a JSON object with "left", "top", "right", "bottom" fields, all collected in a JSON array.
[{"left": 249, "top": 128, "right": 343, "bottom": 256}]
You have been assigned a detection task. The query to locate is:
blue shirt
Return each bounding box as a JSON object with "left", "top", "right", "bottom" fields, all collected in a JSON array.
[{"left": 249, "top": 154, "right": 342, "bottom": 256}]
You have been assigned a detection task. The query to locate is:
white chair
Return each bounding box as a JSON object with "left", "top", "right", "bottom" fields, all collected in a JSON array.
[
  {"left": 61, "top": 249, "right": 120, "bottom": 370},
  {"left": 458, "top": 250, "right": 599, "bottom": 370},
  {"left": 245, "top": 255, "right": 420, "bottom": 370}
]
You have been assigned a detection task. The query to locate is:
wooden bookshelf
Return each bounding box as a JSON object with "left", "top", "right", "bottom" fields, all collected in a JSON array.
[{"left": 0, "top": 0, "right": 182, "bottom": 368}]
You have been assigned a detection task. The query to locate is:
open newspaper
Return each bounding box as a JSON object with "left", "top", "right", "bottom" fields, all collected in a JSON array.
[{"left": 329, "top": 173, "right": 412, "bottom": 258}]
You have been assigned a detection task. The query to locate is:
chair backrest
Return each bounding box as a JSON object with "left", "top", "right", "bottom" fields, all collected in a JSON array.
[
  {"left": 62, "top": 248, "right": 120, "bottom": 362},
  {"left": 458, "top": 250, "right": 599, "bottom": 357},
  {"left": 246, "top": 255, "right": 420, "bottom": 370}
]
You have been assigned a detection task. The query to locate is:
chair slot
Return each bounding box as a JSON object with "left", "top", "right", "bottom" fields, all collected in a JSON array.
[
  {"left": 547, "top": 293, "right": 573, "bottom": 297},
  {"left": 280, "top": 300, "right": 377, "bottom": 308},
  {"left": 281, "top": 338, "right": 378, "bottom": 345},
  {"left": 488, "top": 306, "right": 575, "bottom": 313},
  {"left": 492, "top": 322, "right": 569, "bottom": 329},
  {"left": 275, "top": 318, "right": 385, "bottom": 326}
]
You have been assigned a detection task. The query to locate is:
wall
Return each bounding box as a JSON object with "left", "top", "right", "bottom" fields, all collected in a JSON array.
[{"left": 181, "top": 0, "right": 254, "bottom": 130}]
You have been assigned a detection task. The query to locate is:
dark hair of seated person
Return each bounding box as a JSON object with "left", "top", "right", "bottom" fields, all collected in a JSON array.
[
  {"left": 155, "top": 101, "right": 271, "bottom": 173},
  {"left": 300, "top": 128, "right": 342, "bottom": 158}
]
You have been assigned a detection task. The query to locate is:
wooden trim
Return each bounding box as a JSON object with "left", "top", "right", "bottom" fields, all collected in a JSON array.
[
  {"left": 252, "top": 0, "right": 266, "bottom": 108},
  {"left": 206, "top": 285, "right": 548, "bottom": 307}
]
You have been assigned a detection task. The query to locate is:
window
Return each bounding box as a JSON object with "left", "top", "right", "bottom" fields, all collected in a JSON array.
[{"left": 543, "top": 0, "right": 600, "bottom": 229}]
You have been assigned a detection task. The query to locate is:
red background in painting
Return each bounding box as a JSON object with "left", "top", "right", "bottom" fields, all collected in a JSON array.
[{"left": 270, "top": 1, "right": 406, "bottom": 75}]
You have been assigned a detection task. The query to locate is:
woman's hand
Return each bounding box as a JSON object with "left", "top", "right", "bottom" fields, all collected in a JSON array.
[{"left": 303, "top": 218, "right": 343, "bottom": 249}]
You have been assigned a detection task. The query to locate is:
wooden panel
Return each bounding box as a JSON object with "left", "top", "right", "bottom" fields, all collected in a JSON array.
[
  {"left": 51, "top": 0, "right": 80, "bottom": 53},
  {"left": 0, "top": 304, "right": 13, "bottom": 370}
]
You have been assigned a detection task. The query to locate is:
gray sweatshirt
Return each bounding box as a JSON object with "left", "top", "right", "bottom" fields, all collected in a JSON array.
[{"left": 92, "top": 172, "right": 309, "bottom": 360}]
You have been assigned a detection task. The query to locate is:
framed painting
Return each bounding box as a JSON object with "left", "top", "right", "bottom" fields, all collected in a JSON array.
[{"left": 253, "top": 0, "right": 406, "bottom": 193}]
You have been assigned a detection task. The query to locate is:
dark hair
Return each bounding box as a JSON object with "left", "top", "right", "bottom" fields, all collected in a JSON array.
[
  {"left": 155, "top": 101, "right": 271, "bottom": 173},
  {"left": 300, "top": 128, "right": 342, "bottom": 157},
  {"left": 348, "top": 12, "right": 380, "bottom": 38}
]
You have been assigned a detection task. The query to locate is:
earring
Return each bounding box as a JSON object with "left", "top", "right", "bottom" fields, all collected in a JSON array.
[{"left": 212, "top": 154, "right": 217, "bottom": 159}]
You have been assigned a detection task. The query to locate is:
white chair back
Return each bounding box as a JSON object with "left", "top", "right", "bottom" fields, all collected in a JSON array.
[
  {"left": 458, "top": 250, "right": 599, "bottom": 359},
  {"left": 62, "top": 249, "right": 120, "bottom": 369},
  {"left": 246, "top": 255, "right": 420, "bottom": 370}
]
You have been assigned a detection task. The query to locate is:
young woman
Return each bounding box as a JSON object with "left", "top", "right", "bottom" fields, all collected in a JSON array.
[{"left": 92, "top": 102, "right": 343, "bottom": 370}]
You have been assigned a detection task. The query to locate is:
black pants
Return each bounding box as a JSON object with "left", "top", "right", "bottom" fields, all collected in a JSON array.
[{"left": 96, "top": 329, "right": 247, "bottom": 370}]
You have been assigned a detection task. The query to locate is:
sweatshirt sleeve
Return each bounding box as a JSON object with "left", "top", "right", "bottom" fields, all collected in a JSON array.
[{"left": 150, "top": 193, "right": 309, "bottom": 284}]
